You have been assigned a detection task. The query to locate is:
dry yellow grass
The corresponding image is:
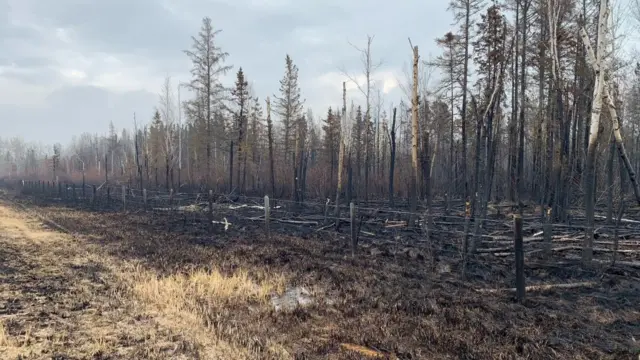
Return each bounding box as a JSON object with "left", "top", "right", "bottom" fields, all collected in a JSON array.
[
  {"left": 0, "top": 201, "right": 292, "bottom": 359},
  {"left": 340, "top": 343, "right": 389, "bottom": 358},
  {"left": 0, "top": 321, "right": 11, "bottom": 348},
  {"left": 131, "top": 266, "right": 285, "bottom": 307},
  {"left": 115, "top": 262, "right": 290, "bottom": 359},
  {"left": 0, "top": 322, "right": 5, "bottom": 346},
  {"left": 0, "top": 321, "right": 36, "bottom": 359}
]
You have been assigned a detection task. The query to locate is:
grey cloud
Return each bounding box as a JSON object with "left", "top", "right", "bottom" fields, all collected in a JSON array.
[
  {"left": 0, "top": 56, "right": 51, "bottom": 68},
  {"left": 1, "top": 85, "right": 156, "bottom": 143},
  {"left": 0, "top": 66, "right": 61, "bottom": 86},
  {"left": 0, "top": 24, "right": 39, "bottom": 41},
  {"left": 2, "top": 0, "right": 453, "bottom": 143},
  {"left": 17, "top": 0, "right": 324, "bottom": 59},
  {"left": 13, "top": 0, "right": 191, "bottom": 58}
]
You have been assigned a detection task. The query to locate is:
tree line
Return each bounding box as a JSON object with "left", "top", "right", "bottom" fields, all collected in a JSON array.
[{"left": 2, "top": 0, "right": 640, "bottom": 260}]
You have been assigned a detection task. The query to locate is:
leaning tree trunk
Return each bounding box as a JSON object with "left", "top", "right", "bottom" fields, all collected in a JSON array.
[
  {"left": 604, "top": 85, "right": 640, "bottom": 206},
  {"left": 581, "top": 0, "right": 609, "bottom": 264},
  {"left": 580, "top": 21, "right": 640, "bottom": 207}
]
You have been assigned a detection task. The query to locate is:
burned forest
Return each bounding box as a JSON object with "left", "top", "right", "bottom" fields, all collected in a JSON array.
[{"left": 1, "top": 0, "right": 640, "bottom": 359}]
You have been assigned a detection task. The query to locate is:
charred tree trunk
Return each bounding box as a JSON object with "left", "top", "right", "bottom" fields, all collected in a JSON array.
[
  {"left": 388, "top": 108, "right": 397, "bottom": 207},
  {"left": 422, "top": 131, "right": 431, "bottom": 202},
  {"left": 410, "top": 45, "right": 420, "bottom": 226},
  {"left": 266, "top": 97, "right": 276, "bottom": 197},
  {"left": 465, "top": 97, "right": 482, "bottom": 257},
  {"left": 166, "top": 155, "right": 170, "bottom": 192},
  {"left": 241, "top": 150, "right": 247, "bottom": 194},
  {"left": 229, "top": 141, "right": 234, "bottom": 193},
  {"left": 517, "top": 0, "right": 529, "bottom": 212},
  {"left": 607, "top": 136, "right": 615, "bottom": 223},
  {"left": 134, "top": 125, "right": 143, "bottom": 191},
  {"left": 461, "top": 0, "right": 471, "bottom": 202},
  {"left": 510, "top": 0, "right": 520, "bottom": 205},
  {"left": 347, "top": 153, "right": 353, "bottom": 205},
  {"left": 335, "top": 83, "right": 347, "bottom": 225},
  {"left": 105, "top": 154, "right": 109, "bottom": 184},
  {"left": 301, "top": 151, "right": 309, "bottom": 204},
  {"left": 424, "top": 131, "right": 432, "bottom": 205},
  {"left": 144, "top": 153, "right": 149, "bottom": 189},
  {"left": 533, "top": 23, "right": 545, "bottom": 204}
]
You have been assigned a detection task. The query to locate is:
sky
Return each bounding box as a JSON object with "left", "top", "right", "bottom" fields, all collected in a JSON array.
[{"left": 0, "top": 0, "right": 453, "bottom": 145}]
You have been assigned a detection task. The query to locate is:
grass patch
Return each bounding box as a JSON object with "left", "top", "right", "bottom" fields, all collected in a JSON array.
[
  {"left": 132, "top": 266, "right": 285, "bottom": 308},
  {"left": 118, "top": 263, "right": 290, "bottom": 359},
  {"left": 0, "top": 320, "right": 28, "bottom": 359}
]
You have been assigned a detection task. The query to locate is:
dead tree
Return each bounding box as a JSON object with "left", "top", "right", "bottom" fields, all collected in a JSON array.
[
  {"left": 410, "top": 42, "right": 420, "bottom": 226},
  {"left": 580, "top": 27, "right": 640, "bottom": 207},
  {"left": 134, "top": 114, "right": 143, "bottom": 191},
  {"left": 387, "top": 108, "right": 398, "bottom": 207},
  {"left": 334, "top": 82, "right": 347, "bottom": 227},
  {"left": 266, "top": 97, "right": 276, "bottom": 196},
  {"left": 582, "top": 0, "right": 609, "bottom": 264},
  {"left": 342, "top": 35, "right": 381, "bottom": 202},
  {"left": 517, "top": 0, "right": 532, "bottom": 214},
  {"left": 423, "top": 131, "right": 433, "bottom": 242}
]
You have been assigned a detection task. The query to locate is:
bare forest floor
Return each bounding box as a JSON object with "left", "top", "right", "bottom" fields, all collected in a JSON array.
[{"left": 1, "top": 190, "right": 639, "bottom": 359}]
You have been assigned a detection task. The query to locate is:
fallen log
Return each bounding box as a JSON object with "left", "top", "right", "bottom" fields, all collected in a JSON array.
[
  {"left": 547, "top": 245, "right": 640, "bottom": 254},
  {"left": 315, "top": 223, "right": 335, "bottom": 232},
  {"left": 564, "top": 255, "right": 640, "bottom": 268},
  {"left": 595, "top": 214, "right": 640, "bottom": 224},
  {"left": 228, "top": 203, "right": 283, "bottom": 211},
  {"left": 274, "top": 218, "right": 319, "bottom": 226},
  {"left": 476, "top": 281, "right": 598, "bottom": 294}
]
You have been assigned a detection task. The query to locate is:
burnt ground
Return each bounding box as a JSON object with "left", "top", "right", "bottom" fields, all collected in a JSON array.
[{"left": 1, "top": 189, "right": 639, "bottom": 359}]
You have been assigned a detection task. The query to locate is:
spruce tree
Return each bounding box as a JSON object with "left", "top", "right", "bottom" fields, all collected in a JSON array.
[
  {"left": 449, "top": 0, "right": 485, "bottom": 200},
  {"left": 322, "top": 107, "right": 340, "bottom": 190},
  {"left": 183, "top": 17, "right": 232, "bottom": 186},
  {"left": 231, "top": 67, "right": 249, "bottom": 191},
  {"left": 274, "top": 55, "right": 304, "bottom": 165}
]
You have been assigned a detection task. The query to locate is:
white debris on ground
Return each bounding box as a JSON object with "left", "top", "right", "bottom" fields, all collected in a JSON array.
[
  {"left": 271, "top": 287, "right": 314, "bottom": 312},
  {"left": 436, "top": 263, "right": 451, "bottom": 274}
]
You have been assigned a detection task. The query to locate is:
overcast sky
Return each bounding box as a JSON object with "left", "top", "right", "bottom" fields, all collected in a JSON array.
[{"left": 0, "top": 0, "right": 455, "bottom": 144}]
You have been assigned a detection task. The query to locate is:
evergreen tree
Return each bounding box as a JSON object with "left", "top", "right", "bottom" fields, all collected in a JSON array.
[
  {"left": 149, "top": 110, "right": 164, "bottom": 189},
  {"left": 274, "top": 55, "right": 304, "bottom": 164},
  {"left": 183, "top": 17, "right": 232, "bottom": 185},
  {"left": 449, "top": 0, "right": 485, "bottom": 200},
  {"left": 433, "top": 32, "right": 464, "bottom": 206},
  {"left": 322, "top": 107, "right": 341, "bottom": 189},
  {"left": 248, "top": 96, "right": 265, "bottom": 190},
  {"left": 231, "top": 67, "right": 250, "bottom": 191}
]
